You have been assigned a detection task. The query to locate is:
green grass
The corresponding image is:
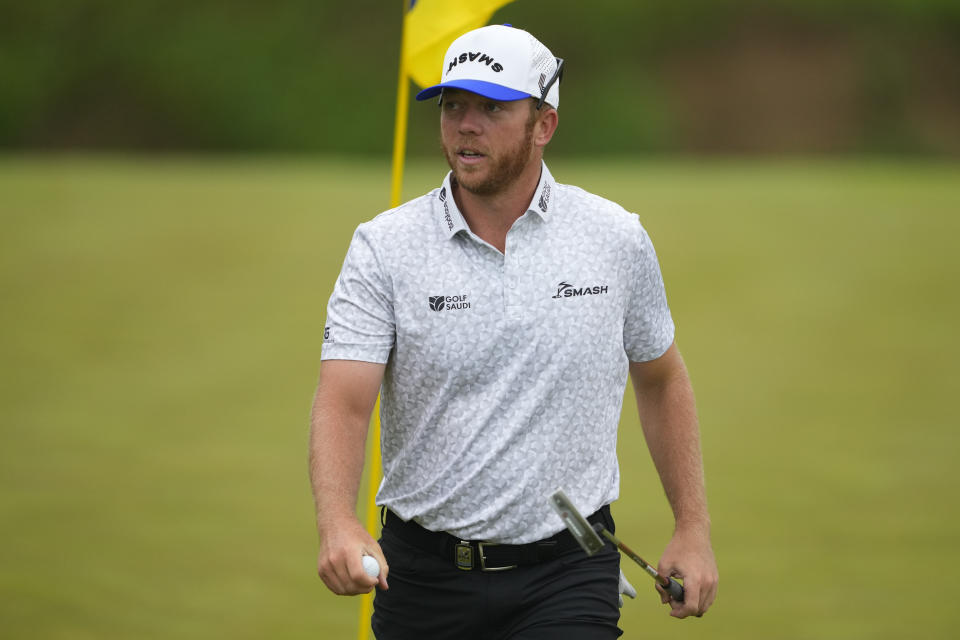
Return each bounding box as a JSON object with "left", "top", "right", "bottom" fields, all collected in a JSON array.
[{"left": 1, "top": 154, "right": 958, "bottom": 639}]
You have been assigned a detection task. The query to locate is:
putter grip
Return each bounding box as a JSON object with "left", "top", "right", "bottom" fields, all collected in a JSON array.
[{"left": 665, "top": 577, "right": 685, "bottom": 602}]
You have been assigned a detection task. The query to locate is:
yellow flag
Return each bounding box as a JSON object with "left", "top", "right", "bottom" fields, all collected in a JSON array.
[{"left": 404, "top": 0, "right": 516, "bottom": 89}]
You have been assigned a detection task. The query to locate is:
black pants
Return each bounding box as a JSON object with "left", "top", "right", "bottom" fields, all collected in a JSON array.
[{"left": 371, "top": 520, "right": 622, "bottom": 640}]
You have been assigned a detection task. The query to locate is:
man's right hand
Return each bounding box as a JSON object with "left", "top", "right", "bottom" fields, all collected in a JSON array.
[{"left": 316, "top": 516, "right": 389, "bottom": 595}]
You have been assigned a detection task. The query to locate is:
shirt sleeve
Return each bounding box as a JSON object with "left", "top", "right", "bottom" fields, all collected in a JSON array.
[
  {"left": 321, "top": 224, "right": 395, "bottom": 363},
  {"left": 623, "top": 220, "right": 675, "bottom": 362}
]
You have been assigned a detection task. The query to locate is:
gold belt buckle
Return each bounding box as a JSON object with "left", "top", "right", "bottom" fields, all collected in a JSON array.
[
  {"left": 478, "top": 542, "right": 517, "bottom": 572},
  {"left": 455, "top": 542, "right": 474, "bottom": 570}
]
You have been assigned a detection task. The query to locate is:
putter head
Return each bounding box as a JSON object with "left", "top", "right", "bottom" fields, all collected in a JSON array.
[{"left": 549, "top": 490, "right": 607, "bottom": 557}]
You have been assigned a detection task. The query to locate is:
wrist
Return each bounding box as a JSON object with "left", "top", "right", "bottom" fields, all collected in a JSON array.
[
  {"left": 674, "top": 516, "right": 711, "bottom": 538},
  {"left": 315, "top": 506, "right": 361, "bottom": 534}
]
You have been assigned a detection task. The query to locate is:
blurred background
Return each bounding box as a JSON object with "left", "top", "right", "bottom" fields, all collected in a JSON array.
[
  {"left": 2, "top": 1, "right": 959, "bottom": 639},
  {"left": 3, "top": 0, "right": 960, "bottom": 155}
]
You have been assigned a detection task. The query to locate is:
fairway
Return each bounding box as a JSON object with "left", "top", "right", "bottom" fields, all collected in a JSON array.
[{"left": 1, "top": 155, "right": 958, "bottom": 639}]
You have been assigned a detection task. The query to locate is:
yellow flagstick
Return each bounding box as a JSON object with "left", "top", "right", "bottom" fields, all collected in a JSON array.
[
  {"left": 356, "top": 398, "right": 382, "bottom": 640},
  {"left": 390, "top": 16, "right": 411, "bottom": 211},
  {"left": 357, "top": 2, "right": 408, "bottom": 638}
]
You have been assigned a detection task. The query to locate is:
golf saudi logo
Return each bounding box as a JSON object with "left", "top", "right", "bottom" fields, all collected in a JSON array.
[{"left": 429, "top": 294, "right": 470, "bottom": 312}]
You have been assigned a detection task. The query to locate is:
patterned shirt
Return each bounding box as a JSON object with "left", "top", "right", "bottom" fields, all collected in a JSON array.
[{"left": 321, "top": 163, "right": 674, "bottom": 543}]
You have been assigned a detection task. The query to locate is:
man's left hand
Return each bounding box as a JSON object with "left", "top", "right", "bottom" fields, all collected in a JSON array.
[{"left": 655, "top": 527, "right": 718, "bottom": 618}]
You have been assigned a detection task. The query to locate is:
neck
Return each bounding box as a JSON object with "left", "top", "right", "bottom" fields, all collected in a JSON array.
[{"left": 452, "top": 159, "right": 543, "bottom": 253}]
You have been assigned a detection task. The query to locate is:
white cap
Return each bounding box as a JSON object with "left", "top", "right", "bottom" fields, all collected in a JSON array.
[{"left": 415, "top": 25, "right": 561, "bottom": 109}]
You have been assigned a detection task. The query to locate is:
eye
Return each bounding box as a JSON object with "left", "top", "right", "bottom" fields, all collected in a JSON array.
[
  {"left": 484, "top": 102, "right": 503, "bottom": 113},
  {"left": 442, "top": 100, "right": 460, "bottom": 111}
]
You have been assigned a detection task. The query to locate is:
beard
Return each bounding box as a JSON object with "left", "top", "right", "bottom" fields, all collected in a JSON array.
[{"left": 442, "top": 118, "right": 535, "bottom": 197}]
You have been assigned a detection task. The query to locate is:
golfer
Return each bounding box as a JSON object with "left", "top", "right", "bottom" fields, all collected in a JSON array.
[{"left": 309, "top": 24, "right": 718, "bottom": 639}]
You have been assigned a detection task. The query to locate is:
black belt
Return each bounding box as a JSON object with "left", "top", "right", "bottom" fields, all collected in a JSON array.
[{"left": 383, "top": 504, "right": 613, "bottom": 572}]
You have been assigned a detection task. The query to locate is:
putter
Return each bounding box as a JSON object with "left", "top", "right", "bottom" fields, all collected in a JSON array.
[{"left": 549, "top": 490, "right": 684, "bottom": 602}]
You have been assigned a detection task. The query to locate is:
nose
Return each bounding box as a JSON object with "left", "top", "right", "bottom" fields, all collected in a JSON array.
[{"left": 456, "top": 104, "right": 483, "bottom": 136}]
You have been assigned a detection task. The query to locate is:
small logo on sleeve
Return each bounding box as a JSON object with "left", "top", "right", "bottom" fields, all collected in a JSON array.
[
  {"left": 323, "top": 326, "right": 331, "bottom": 342},
  {"left": 552, "top": 281, "right": 608, "bottom": 298},
  {"left": 429, "top": 294, "right": 471, "bottom": 311}
]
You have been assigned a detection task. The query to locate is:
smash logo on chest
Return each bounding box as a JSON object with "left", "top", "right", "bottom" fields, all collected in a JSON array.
[
  {"left": 429, "top": 294, "right": 471, "bottom": 312},
  {"left": 551, "top": 281, "right": 609, "bottom": 298}
]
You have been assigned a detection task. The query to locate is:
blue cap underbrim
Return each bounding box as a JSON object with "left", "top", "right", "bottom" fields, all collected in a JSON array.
[{"left": 415, "top": 79, "right": 531, "bottom": 102}]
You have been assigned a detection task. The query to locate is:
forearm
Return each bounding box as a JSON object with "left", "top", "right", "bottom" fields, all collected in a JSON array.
[
  {"left": 308, "top": 360, "right": 384, "bottom": 532},
  {"left": 632, "top": 356, "right": 710, "bottom": 534},
  {"left": 630, "top": 347, "right": 718, "bottom": 617},
  {"left": 309, "top": 395, "right": 369, "bottom": 529}
]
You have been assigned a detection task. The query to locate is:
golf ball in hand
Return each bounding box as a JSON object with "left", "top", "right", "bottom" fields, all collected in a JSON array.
[{"left": 362, "top": 555, "right": 380, "bottom": 578}]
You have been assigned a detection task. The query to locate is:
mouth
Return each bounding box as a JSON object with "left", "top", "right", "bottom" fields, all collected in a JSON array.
[{"left": 456, "top": 148, "right": 486, "bottom": 163}]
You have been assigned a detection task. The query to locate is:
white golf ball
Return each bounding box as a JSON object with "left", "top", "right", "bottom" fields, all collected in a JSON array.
[{"left": 362, "top": 555, "right": 380, "bottom": 578}]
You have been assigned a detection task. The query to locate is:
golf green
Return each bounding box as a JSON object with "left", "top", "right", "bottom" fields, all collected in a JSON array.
[{"left": 1, "top": 155, "right": 957, "bottom": 638}]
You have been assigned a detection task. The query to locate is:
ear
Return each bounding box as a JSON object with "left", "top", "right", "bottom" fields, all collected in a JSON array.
[{"left": 533, "top": 108, "right": 559, "bottom": 148}]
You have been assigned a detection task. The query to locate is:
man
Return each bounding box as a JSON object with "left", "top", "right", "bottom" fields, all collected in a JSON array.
[{"left": 309, "top": 24, "right": 717, "bottom": 639}]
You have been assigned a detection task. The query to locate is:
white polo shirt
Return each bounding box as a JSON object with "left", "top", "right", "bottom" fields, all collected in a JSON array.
[{"left": 322, "top": 163, "right": 674, "bottom": 543}]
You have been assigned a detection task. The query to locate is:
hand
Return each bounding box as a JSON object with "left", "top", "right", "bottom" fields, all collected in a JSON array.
[
  {"left": 618, "top": 569, "right": 637, "bottom": 607},
  {"left": 316, "top": 515, "right": 389, "bottom": 595},
  {"left": 656, "top": 527, "right": 718, "bottom": 618}
]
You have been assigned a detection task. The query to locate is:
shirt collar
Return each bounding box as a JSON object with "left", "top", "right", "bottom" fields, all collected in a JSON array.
[
  {"left": 435, "top": 173, "right": 469, "bottom": 239},
  {"left": 433, "top": 161, "right": 557, "bottom": 239},
  {"left": 527, "top": 161, "right": 556, "bottom": 222}
]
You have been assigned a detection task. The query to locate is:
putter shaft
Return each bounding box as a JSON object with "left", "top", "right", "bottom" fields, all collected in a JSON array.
[
  {"left": 597, "top": 527, "right": 663, "bottom": 583},
  {"left": 593, "top": 523, "right": 685, "bottom": 602}
]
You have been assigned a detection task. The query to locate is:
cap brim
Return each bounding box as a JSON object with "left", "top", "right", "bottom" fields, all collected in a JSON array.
[{"left": 415, "top": 79, "right": 531, "bottom": 102}]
